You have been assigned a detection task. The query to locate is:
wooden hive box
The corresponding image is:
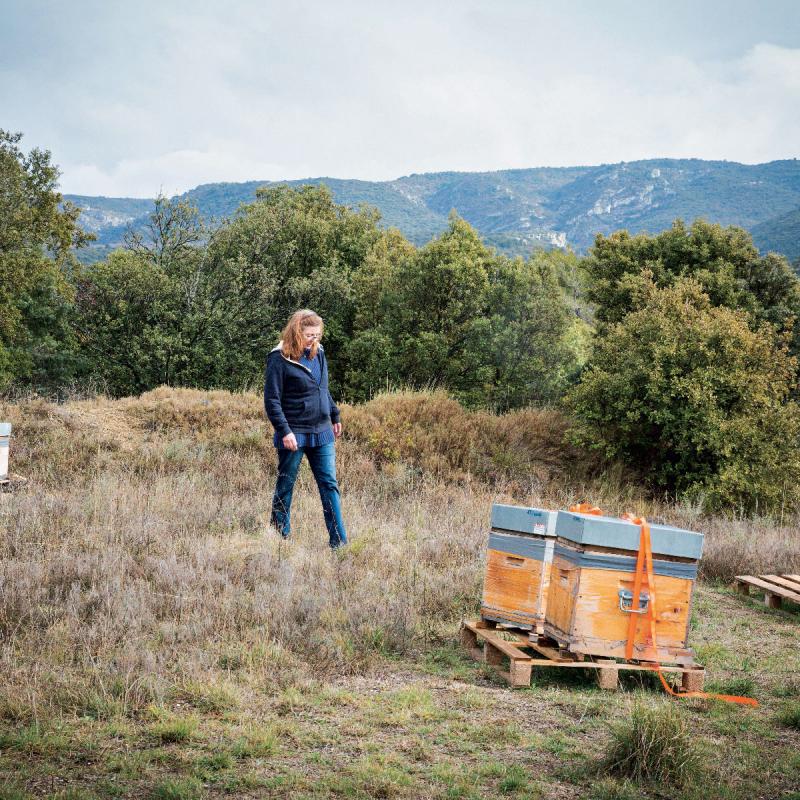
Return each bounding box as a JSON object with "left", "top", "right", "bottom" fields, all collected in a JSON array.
[
  {"left": 481, "top": 504, "right": 557, "bottom": 632},
  {"left": 0, "top": 423, "right": 9, "bottom": 481},
  {"left": 543, "top": 512, "right": 704, "bottom": 664}
]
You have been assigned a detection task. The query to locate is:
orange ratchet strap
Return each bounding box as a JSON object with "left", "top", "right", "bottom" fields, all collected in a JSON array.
[
  {"left": 622, "top": 513, "right": 757, "bottom": 707},
  {"left": 569, "top": 503, "right": 603, "bottom": 516}
]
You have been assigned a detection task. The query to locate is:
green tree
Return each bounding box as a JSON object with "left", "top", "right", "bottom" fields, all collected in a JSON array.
[
  {"left": 0, "top": 130, "right": 89, "bottom": 390},
  {"left": 75, "top": 250, "right": 175, "bottom": 393},
  {"left": 346, "top": 215, "right": 494, "bottom": 405},
  {"left": 344, "top": 228, "right": 415, "bottom": 400},
  {"left": 486, "top": 250, "right": 583, "bottom": 411},
  {"left": 586, "top": 220, "right": 800, "bottom": 349},
  {"left": 77, "top": 186, "right": 383, "bottom": 396},
  {"left": 346, "top": 215, "right": 579, "bottom": 409},
  {"left": 75, "top": 196, "right": 211, "bottom": 395},
  {"left": 568, "top": 273, "right": 800, "bottom": 513},
  {"left": 201, "top": 184, "right": 382, "bottom": 392}
]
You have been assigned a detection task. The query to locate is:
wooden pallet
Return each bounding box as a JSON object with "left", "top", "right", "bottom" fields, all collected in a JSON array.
[
  {"left": 735, "top": 574, "right": 800, "bottom": 609},
  {"left": 460, "top": 619, "right": 705, "bottom": 691}
]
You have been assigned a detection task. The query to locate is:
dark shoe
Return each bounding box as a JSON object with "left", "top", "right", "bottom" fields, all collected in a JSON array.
[{"left": 271, "top": 524, "right": 290, "bottom": 540}]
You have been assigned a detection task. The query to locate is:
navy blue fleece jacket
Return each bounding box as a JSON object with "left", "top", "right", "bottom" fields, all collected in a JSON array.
[{"left": 263, "top": 344, "right": 341, "bottom": 439}]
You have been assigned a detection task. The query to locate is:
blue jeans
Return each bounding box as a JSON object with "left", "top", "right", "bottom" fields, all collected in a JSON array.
[{"left": 271, "top": 442, "right": 347, "bottom": 548}]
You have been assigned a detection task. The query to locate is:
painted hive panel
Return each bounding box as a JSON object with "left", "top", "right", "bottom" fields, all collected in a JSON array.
[
  {"left": 544, "top": 559, "right": 579, "bottom": 635},
  {"left": 481, "top": 505, "right": 557, "bottom": 630},
  {"left": 554, "top": 511, "right": 704, "bottom": 560},
  {"left": 491, "top": 504, "right": 555, "bottom": 536},
  {"left": 544, "top": 540, "right": 699, "bottom": 663},
  {"left": 482, "top": 548, "right": 545, "bottom": 628}
]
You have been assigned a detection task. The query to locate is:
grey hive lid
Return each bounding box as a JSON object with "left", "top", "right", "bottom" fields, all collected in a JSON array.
[
  {"left": 490, "top": 504, "right": 557, "bottom": 536},
  {"left": 554, "top": 511, "right": 704, "bottom": 561},
  {"left": 0, "top": 423, "right": 10, "bottom": 436}
]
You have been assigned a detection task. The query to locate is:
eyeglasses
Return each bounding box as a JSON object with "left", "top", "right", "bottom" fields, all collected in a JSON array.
[{"left": 302, "top": 332, "right": 321, "bottom": 340}]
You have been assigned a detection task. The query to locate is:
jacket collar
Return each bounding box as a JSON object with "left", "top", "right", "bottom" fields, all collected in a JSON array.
[{"left": 271, "top": 340, "right": 323, "bottom": 374}]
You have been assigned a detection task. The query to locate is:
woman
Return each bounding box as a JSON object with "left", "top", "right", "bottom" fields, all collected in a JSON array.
[{"left": 264, "top": 309, "right": 347, "bottom": 549}]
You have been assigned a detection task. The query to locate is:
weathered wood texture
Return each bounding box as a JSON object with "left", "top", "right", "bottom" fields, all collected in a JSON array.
[
  {"left": 481, "top": 546, "right": 551, "bottom": 630},
  {"left": 544, "top": 546, "right": 696, "bottom": 663},
  {"left": 734, "top": 574, "right": 800, "bottom": 609},
  {"left": 460, "top": 620, "right": 705, "bottom": 691}
]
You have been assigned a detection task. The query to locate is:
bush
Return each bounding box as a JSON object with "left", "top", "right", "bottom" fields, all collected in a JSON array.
[
  {"left": 586, "top": 219, "right": 800, "bottom": 349},
  {"left": 151, "top": 778, "right": 204, "bottom": 800},
  {"left": 343, "top": 389, "right": 591, "bottom": 486},
  {"left": 568, "top": 275, "right": 800, "bottom": 513},
  {"left": 603, "top": 700, "right": 704, "bottom": 786},
  {"left": 345, "top": 216, "right": 581, "bottom": 409},
  {"left": 777, "top": 701, "right": 800, "bottom": 730}
]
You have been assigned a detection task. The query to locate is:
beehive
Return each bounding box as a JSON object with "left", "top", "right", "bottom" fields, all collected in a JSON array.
[
  {"left": 481, "top": 504, "right": 557, "bottom": 631},
  {"left": 543, "top": 511, "right": 704, "bottom": 664},
  {"left": 0, "top": 423, "right": 10, "bottom": 481}
]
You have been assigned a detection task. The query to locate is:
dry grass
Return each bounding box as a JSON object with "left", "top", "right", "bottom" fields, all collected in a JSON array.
[
  {"left": 348, "top": 391, "right": 800, "bottom": 581},
  {"left": 602, "top": 699, "right": 705, "bottom": 786},
  {"left": 0, "top": 389, "right": 498, "bottom": 721},
  {"left": 0, "top": 387, "right": 798, "bottom": 799},
  {"left": 1, "top": 386, "right": 797, "bottom": 724},
  {"left": 691, "top": 516, "right": 800, "bottom": 581}
]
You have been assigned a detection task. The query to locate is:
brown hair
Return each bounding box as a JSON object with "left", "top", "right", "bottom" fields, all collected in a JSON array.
[{"left": 280, "top": 309, "right": 324, "bottom": 360}]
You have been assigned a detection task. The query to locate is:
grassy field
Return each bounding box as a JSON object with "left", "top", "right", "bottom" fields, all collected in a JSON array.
[{"left": 0, "top": 388, "right": 798, "bottom": 800}]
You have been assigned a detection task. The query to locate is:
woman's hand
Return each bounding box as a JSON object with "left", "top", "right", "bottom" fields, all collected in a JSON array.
[
  {"left": 333, "top": 422, "right": 342, "bottom": 438},
  {"left": 282, "top": 432, "right": 298, "bottom": 451}
]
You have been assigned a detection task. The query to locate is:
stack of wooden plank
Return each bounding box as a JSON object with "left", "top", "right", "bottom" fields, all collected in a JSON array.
[{"left": 735, "top": 574, "right": 800, "bottom": 608}]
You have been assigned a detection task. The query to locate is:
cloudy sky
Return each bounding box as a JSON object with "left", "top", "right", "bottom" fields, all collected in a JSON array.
[{"left": 2, "top": 0, "right": 799, "bottom": 197}]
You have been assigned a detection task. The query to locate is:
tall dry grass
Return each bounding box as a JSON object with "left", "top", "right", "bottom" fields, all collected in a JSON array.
[{"left": 0, "top": 387, "right": 797, "bottom": 722}]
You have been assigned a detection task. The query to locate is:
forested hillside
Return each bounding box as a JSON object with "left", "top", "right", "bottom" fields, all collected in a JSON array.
[
  {"left": 66, "top": 158, "right": 800, "bottom": 263},
  {"left": 752, "top": 206, "right": 800, "bottom": 263}
]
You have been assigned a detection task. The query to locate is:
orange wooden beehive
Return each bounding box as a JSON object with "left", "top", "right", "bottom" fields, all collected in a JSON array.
[
  {"left": 543, "top": 511, "right": 704, "bottom": 664},
  {"left": 481, "top": 504, "right": 557, "bottom": 632}
]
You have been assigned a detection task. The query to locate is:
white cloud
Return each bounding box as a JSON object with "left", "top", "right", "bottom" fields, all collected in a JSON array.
[
  {"left": 4, "top": 2, "right": 793, "bottom": 197},
  {"left": 64, "top": 149, "right": 294, "bottom": 197}
]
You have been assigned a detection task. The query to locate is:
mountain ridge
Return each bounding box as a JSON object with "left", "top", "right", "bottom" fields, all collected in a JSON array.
[{"left": 65, "top": 157, "right": 800, "bottom": 263}]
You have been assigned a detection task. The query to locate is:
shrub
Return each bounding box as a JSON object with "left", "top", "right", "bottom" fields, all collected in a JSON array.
[
  {"left": 585, "top": 219, "right": 800, "bottom": 346},
  {"left": 344, "top": 389, "right": 591, "bottom": 486},
  {"left": 569, "top": 275, "right": 800, "bottom": 513},
  {"left": 149, "top": 711, "right": 200, "bottom": 744},
  {"left": 602, "top": 700, "right": 704, "bottom": 786},
  {"left": 151, "top": 777, "right": 204, "bottom": 800},
  {"left": 777, "top": 701, "right": 800, "bottom": 730}
]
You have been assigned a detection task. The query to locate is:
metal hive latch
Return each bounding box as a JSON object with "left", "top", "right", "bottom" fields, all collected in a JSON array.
[{"left": 618, "top": 588, "right": 650, "bottom": 613}]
